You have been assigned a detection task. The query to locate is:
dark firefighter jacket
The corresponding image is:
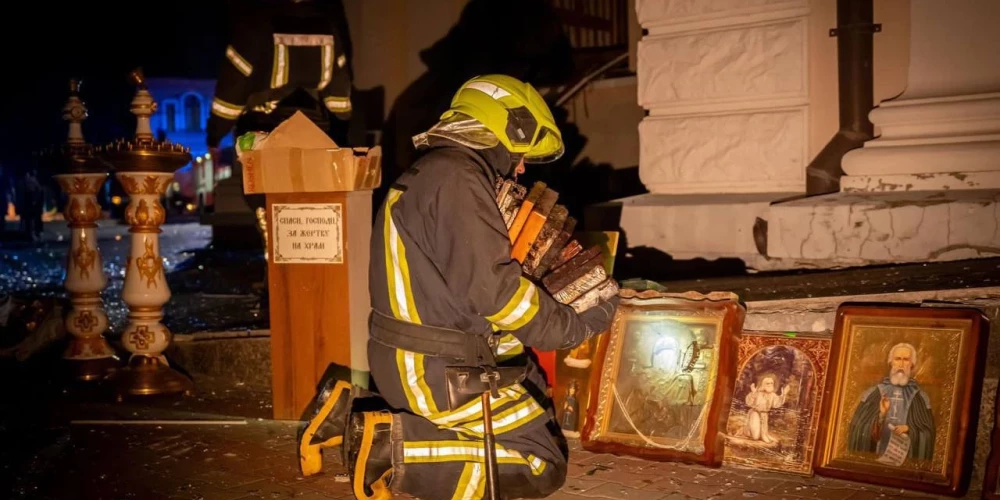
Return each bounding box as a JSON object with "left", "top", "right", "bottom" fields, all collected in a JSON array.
[
  {"left": 207, "top": 0, "right": 352, "bottom": 148},
  {"left": 369, "top": 139, "right": 616, "bottom": 362}
]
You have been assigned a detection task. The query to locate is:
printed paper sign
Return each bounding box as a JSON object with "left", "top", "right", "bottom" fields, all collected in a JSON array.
[{"left": 272, "top": 203, "right": 344, "bottom": 264}]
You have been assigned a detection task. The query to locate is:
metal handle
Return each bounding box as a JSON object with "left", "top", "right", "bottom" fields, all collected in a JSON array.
[{"left": 482, "top": 392, "right": 501, "bottom": 500}]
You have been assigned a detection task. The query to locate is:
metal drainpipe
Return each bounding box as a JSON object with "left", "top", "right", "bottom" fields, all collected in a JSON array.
[{"left": 805, "top": 0, "right": 878, "bottom": 195}]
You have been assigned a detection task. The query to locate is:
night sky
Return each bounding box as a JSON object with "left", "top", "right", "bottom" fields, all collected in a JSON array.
[{"left": 0, "top": 1, "right": 230, "bottom": 168}]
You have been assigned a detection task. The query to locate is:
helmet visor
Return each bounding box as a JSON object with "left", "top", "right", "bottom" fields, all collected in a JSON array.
[{"left": 524, "top": 127, "right": 564, "bottom": 164}]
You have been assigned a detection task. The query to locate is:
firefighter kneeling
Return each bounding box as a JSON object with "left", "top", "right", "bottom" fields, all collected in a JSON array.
[{"left": 297, "top": 75, "right": 619, "bottom": 500}]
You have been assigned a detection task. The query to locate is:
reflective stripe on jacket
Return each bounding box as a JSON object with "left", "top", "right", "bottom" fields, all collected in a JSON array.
[{"left": 369, "top": 142, "right": 595, "bottom": 354}]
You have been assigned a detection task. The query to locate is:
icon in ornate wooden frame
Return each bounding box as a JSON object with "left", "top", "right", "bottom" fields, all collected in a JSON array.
[
  {"left": 814, "top": 303, "right": 989, "bottom": 497},
  {"left": 581, "top": 289, "right": 744, "bottom": 466}
]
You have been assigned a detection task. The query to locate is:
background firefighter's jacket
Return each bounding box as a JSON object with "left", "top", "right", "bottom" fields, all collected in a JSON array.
[{"left": 207, "top": 0, "right": 353, "bottom": 148}]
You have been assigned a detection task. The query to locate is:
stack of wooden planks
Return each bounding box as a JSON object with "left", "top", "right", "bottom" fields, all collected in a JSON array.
[{"left": 495, "top": 179, "right": 619, "bottom": 313}]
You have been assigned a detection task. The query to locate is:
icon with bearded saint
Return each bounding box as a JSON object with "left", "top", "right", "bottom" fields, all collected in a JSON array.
[{"left": 846, "top": 343, "right": 936, "bottom": 465}]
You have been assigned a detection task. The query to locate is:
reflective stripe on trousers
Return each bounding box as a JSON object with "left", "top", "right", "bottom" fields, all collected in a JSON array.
[{"left": 368, "top": 340, "right": 567, "bottom": 500}]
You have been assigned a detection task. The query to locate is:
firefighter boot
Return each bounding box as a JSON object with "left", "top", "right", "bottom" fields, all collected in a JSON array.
[
  {"left": 345, "top": 411, "right": 394, "bottom": 500},
  {"left": 297, "top": 378, "right": 354, "bottom": 476}
]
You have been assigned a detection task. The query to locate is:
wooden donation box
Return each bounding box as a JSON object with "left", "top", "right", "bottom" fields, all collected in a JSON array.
[{"left": 241, "top": 112, "right": 381, "bottom": 420}]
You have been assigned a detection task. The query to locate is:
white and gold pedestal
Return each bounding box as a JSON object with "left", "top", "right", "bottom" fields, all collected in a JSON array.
[
  {"left": 110, "top": 172, "right": 192, "bottom": 398},
  {"left": 55, "top": 173, "right": 120, "bottom": 380},
  {"left": 100, "top": 68, "right": 193, "bottom": 400},
  {"left": 50, "top": 79, "right": 119, "bottom": 381}
]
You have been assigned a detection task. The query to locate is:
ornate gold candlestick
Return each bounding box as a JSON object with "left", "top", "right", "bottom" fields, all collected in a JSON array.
[
  {"left": 100, "top": 69, "right": 193, "bottom": 399},
  {"left": 48, "top": 79, "right": 120, "bottom": 381}
]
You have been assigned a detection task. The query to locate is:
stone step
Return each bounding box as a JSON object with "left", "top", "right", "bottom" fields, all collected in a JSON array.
[
  {"left": 764, "top": 188, "right": 1000, "bottom": 269},
  {"left": 167, "top": 332, "right": 272, "bottom": 390},
  {"left": 585, "top": 192, "right": 804, "bottom": 274}
]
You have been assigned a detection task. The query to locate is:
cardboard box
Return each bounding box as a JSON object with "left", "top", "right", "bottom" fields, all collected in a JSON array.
[{"left": 241, "top": 111, "right": 381, "bottom": 194}]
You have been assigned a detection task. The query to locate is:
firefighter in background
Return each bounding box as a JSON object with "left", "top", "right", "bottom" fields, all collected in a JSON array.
[
  {"left": 296, "top": 75, "right": 619, "bottom": 500},
  {"left": 206, "top": 0, "right": 353, "bottom": 247}
]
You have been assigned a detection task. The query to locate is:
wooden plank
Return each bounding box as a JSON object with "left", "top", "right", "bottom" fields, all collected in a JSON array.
[
  {"left": 575, "top": 231, "right": 620, "bottom": 276},
  {"left": 544, "top": 253, "right": 604, "bottom": 295},
  {"left": 511, "top": 188, "right": 559, "bottom": 263},
  {"left": 552, "top": 263, "right": 608, "bottom": 304},
  {"left": 542, "top": 246, "right": 603, "bottom": 293},
  {"left": 551, "top": 239, "right": 583, "bottom": 271},
  {"left": 507, "top": 182, "right": 547, "bottom": 243},
  {"left": 523, "top": 205, "right": 568, "bottom": 276},
  {"left": 498, "top": 181, "right": 527, "bottom": 230},
  {"left": 568, "top": 278, "right": 619, "bottom": 313},
  {"left": 533, "top": 216, "right": 577, "bottom": 278}
]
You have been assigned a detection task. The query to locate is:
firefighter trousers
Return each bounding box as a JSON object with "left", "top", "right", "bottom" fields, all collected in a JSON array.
[{"left": 368, "top": 338, "right": 568, "bottom": 500}]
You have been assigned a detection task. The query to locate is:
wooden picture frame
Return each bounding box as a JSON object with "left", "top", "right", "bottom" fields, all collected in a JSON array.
[
  {"left": 814, "top": 303, "right": 989, "bottom": 497},
  {"left": 984, "top": 381, "right": 1000, "bottom": 500},
  {"left": 580, "top": 289, "right": 744, "bottom": 466},
  {"left": 723, "top": 331, "right": 832, "bottom": 476},
  {"left": 553, "top": 333, "right": 602, "bottom": 439}
]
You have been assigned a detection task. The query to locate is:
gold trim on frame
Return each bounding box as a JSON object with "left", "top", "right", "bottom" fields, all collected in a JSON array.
[
  {"left": 723, "top": 332, "right": 832, "bottom": 476},
  {"left": 591, "top": 312, "right": 724, "bottom": 451},
  {"left": 581, "top": 290, "right": 744, "bottom": 466},
  {"left": 813, "top": 303, "right": 989, "bottom": 497},
  {"left": 828, "top": 316, "right": 965, "bottom": 477}
]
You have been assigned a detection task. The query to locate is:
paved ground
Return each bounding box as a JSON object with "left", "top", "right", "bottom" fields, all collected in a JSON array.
[{"left": 1, "top": 376, "right": 973, "bottom": 500}]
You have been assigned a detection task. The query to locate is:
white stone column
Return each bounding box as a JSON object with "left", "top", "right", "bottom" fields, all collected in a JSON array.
[
  {"left": 840, "top": 0, "right": 1000, "bottom": 192},
  {"left": 636, "top": 0, "right": 811, "bottom": 194},
  {"left": 591, "top": 0, "right": 822, "bottom": 270},
  {"left": 765, "top": 0, "right": 1000, "bottom": 267}
]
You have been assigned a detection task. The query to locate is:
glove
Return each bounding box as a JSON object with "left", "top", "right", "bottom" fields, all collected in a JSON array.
[{"left": 559, "top": 295, "right": 620, "bottom": 349}]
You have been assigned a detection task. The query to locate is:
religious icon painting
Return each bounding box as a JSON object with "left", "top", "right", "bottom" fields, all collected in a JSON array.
[
  {"left": 723, "top": 331, "right": 832, "bottom": 476},
  {"left": 581, "top": 289, "right": 744, "bottom": 466},
  {"left": 554, "top": 333, "right": 601, "bottom": 438},
  {"left": 984, "top": 381, "right": 1000, "bottom": 500},
  {"left": 814, "top": 303, "right": 990, "bottom": 497}
]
